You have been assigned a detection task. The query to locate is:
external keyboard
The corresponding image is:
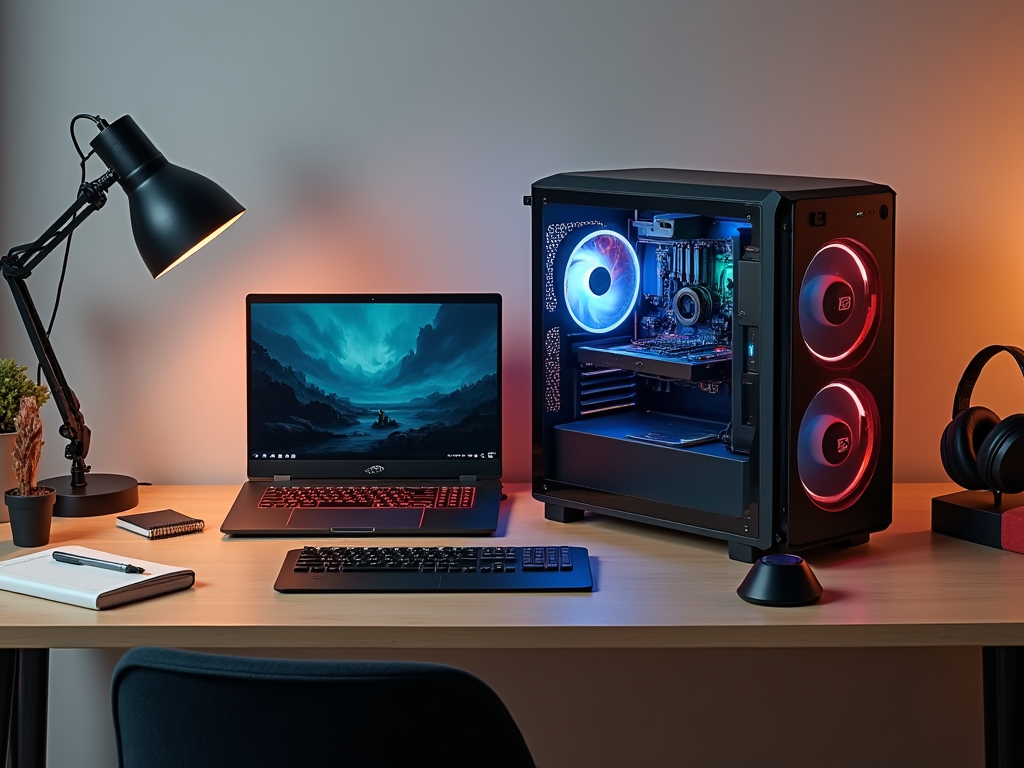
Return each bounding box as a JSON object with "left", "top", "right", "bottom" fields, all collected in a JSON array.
[
  {"left": 273, "top": 545, "right": 593, "bottom": 592},
  {"left": 259, "top": 486, "right": 476, "bottom": 509}
]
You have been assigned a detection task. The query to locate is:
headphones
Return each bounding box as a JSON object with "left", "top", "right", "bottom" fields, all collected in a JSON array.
[{"left": 940, "top": 345, "right": 1024, "bottom": 494}]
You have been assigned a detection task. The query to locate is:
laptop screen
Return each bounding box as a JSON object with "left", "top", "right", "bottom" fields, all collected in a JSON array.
[{"left": 246, "top": 294, "right": 501, "bottom": 480}]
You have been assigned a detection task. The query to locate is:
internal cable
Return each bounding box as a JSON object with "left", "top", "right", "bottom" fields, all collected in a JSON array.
[{"left": 718, "top": 422, "right": 733, "bottom": 449}]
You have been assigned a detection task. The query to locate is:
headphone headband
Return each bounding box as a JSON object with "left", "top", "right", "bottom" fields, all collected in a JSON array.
[{"left": 952, "top": 345, "right": 1024, "bottom": 418}]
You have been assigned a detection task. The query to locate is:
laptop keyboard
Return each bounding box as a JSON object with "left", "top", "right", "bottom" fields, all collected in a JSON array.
[
  {"left": 258, "top": 486, "right": 477, "bottom": 509},
  {"left": 274, "top": 546, "right": 593, "bottom": 592}
]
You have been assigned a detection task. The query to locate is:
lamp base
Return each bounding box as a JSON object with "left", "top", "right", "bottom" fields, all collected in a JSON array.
[{"left": 41, "top": 473, "right": 139, "bottom": 518}]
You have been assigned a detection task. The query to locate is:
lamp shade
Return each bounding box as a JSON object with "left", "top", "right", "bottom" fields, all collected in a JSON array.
[{"left": 90, "top": 115, "right": 245, "bottom": 278}]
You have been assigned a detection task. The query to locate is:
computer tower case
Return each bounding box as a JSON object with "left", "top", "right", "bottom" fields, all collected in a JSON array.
[{"left": 528, "top": 169, "right": 894, "bottom": 562}]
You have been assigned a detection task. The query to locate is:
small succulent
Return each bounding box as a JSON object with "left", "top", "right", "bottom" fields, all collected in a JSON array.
[
  {"left": 13, "top": 396, "right": 45, "bottom": 496},
  {"left": 0, "top": 359, "right": 49, "bottom": 434}
]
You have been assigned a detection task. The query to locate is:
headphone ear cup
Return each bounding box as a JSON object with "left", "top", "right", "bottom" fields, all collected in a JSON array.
[
  {"left": 940, "top": 406, "right": 1000, "bottom": 490},
  {"left": 977, "top": 413, "right": 1024, "bottom": 494}
]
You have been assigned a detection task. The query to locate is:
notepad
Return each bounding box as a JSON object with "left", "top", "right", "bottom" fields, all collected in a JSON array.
[
  {"left": 0, "top": 545, "right": 195, "bottom": 610},
  {"left": 117, "top": 508, "right": 205, "bottom": 539}
]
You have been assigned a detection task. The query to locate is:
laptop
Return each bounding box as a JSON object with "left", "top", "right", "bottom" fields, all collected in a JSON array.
[{"left": 221, "top": 293, "right": 503, "bottom": 535}]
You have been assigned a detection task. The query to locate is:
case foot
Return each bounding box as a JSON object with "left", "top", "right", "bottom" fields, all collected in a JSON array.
[
  {"left": 841, "top": 534, "right": 870, "bottom": 548},
  {"left": 545, "top": 503, "right": 585, "bottom": 523},
  {"left": 728, "top": 541, "right": 764, "bottom": 563}
]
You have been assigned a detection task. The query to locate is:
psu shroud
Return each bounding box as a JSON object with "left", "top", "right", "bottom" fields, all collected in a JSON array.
[{"left": 529, "top": 169, "right": 894, "bottom": 562}]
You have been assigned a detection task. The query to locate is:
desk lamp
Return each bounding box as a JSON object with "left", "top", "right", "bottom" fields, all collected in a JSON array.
[{"left": 1, "top": 114, "right": 244, "bottom": 517}]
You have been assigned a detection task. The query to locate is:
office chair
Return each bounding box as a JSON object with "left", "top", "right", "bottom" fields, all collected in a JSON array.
[{"left": 111, "top": 647, "right": 536, "bottom": 768}]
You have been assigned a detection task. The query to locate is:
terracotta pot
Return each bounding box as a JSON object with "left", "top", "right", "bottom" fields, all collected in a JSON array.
[
  {"left": 4, "top": 487, "right": 56, "bottom": 547},
  {"left": 0, "top": 432, "right": 15, "bottom": 524}
]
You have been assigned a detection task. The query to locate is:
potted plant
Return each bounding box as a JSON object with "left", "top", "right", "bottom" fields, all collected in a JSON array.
[
  {"left": 1, "top": 359, "right": 49, "bottom": 523},
  {"left": 4, "top": 396, "right": 55, "bottom": 546}
]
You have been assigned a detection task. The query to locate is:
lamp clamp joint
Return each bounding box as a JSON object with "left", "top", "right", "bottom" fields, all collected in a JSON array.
[
  {"left": 0, "top": 258, "right": 30, "bottom": 280},
  {"left": 63, "top": 439, "right": 86, "bottom": 463},
  {"left": 79, "top": 170, "right": 118, "bottom": 210}
]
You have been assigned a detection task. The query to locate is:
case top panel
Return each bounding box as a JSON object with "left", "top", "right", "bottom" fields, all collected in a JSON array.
[{"left": 533, "top": 168, "right": 892, "bottom": 203}]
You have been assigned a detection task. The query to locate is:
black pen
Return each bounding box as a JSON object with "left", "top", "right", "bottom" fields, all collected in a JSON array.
[{"left": 53, "top": 551, "right": 145, "bottom": 574}]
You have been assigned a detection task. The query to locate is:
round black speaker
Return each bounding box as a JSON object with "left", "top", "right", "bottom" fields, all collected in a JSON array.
[
  {"left": 796, "top": 379, "right": 881, "bottom": 512},
  {"left": 737, "top": 554, "right": 823, "bottom": 607},
  {"left": 798, "top": 238, "right": 881, "bottom": 370}
]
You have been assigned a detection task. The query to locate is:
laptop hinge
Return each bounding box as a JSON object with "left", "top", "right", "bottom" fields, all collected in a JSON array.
[
  {"left": 459, "top": 475, "right": 477, "bottom": 485},
  {"left": 273, "top": 474, "right": 291, "bottom": 483}
]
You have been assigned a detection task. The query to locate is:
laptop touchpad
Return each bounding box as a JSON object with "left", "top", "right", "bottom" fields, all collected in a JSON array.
[{"left": 285, "top": 508, "right": 425, "bottom": 532}]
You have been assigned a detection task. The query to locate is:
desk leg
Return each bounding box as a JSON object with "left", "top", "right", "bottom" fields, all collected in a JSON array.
[
  {"left": 983, "top": 647, "right": 1024, "bottom": 768},
  {"left": 9, "top": 649, "right": 47, "bottom": 768},
  {"left": 1, "top": 649, "right": 15, "bottom": 768}
]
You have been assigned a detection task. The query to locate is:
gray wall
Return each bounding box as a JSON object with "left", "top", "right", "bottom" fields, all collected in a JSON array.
[{"left": 2, "top": 0, "right": 1022, "bottom": 484}]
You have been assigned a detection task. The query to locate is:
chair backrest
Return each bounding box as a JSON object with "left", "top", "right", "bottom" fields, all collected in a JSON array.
[{"left": 111, "top": 647, "right": 536, "bottom": 768}]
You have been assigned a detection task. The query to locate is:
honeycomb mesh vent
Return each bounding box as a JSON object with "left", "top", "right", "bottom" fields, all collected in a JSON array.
[
  {"left": 544, "top": 326, "right": 561, "bottom": 412},
  {"left": 544, "top": 220, "right": 602, "bottom": 312}
]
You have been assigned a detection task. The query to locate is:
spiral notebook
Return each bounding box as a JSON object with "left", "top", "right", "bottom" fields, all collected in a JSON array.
[{"left": 116, "top": 509, "right": 205, "bottom": 539}]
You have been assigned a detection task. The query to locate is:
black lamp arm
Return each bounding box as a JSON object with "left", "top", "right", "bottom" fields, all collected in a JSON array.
[
  {"left": 4, "top": 170, "right": 117, "bottom": 273},
  {"left": 1, "top": 170, "right": 120, "bottom": 486}
]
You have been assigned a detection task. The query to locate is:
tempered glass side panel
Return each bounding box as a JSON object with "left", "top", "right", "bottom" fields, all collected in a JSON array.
[{"left": 539, "top": 201, "right": 753, "bottom": 518}]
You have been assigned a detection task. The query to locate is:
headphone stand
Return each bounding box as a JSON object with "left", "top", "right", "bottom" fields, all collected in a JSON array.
[{"left": 932, "top": 489, "right": 1024, "bottom": 554}]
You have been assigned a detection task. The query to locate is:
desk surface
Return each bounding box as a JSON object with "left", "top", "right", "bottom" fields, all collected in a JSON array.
[{"left": 2, "top": 483, "right": 1024, "bottom": 649}]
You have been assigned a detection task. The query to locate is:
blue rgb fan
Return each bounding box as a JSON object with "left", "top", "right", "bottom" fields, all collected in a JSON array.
[{"left": 563, "top": 229, "right": 640, "bottom": 334}]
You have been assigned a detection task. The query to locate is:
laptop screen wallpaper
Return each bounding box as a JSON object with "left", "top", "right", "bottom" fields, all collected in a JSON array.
[{"left": 248, "top": 301, "right": 499, "bottom": 461}]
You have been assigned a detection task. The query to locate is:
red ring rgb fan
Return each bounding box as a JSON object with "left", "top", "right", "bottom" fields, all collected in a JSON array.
[
  {"left": 798, "top": 238, "right": 880, "bottom": 370},
  {"left": 797, "top": 379, "right": 880, "bottom": 512}
]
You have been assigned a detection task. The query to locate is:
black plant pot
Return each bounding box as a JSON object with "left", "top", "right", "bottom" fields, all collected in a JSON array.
[{"left": 4, "top": 487, "right": 56, "bottom": 547}]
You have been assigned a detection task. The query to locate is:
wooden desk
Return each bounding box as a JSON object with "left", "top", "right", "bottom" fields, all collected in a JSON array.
[{"left": 3, "top": 483, "right": 1023, "bottom": 767}]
